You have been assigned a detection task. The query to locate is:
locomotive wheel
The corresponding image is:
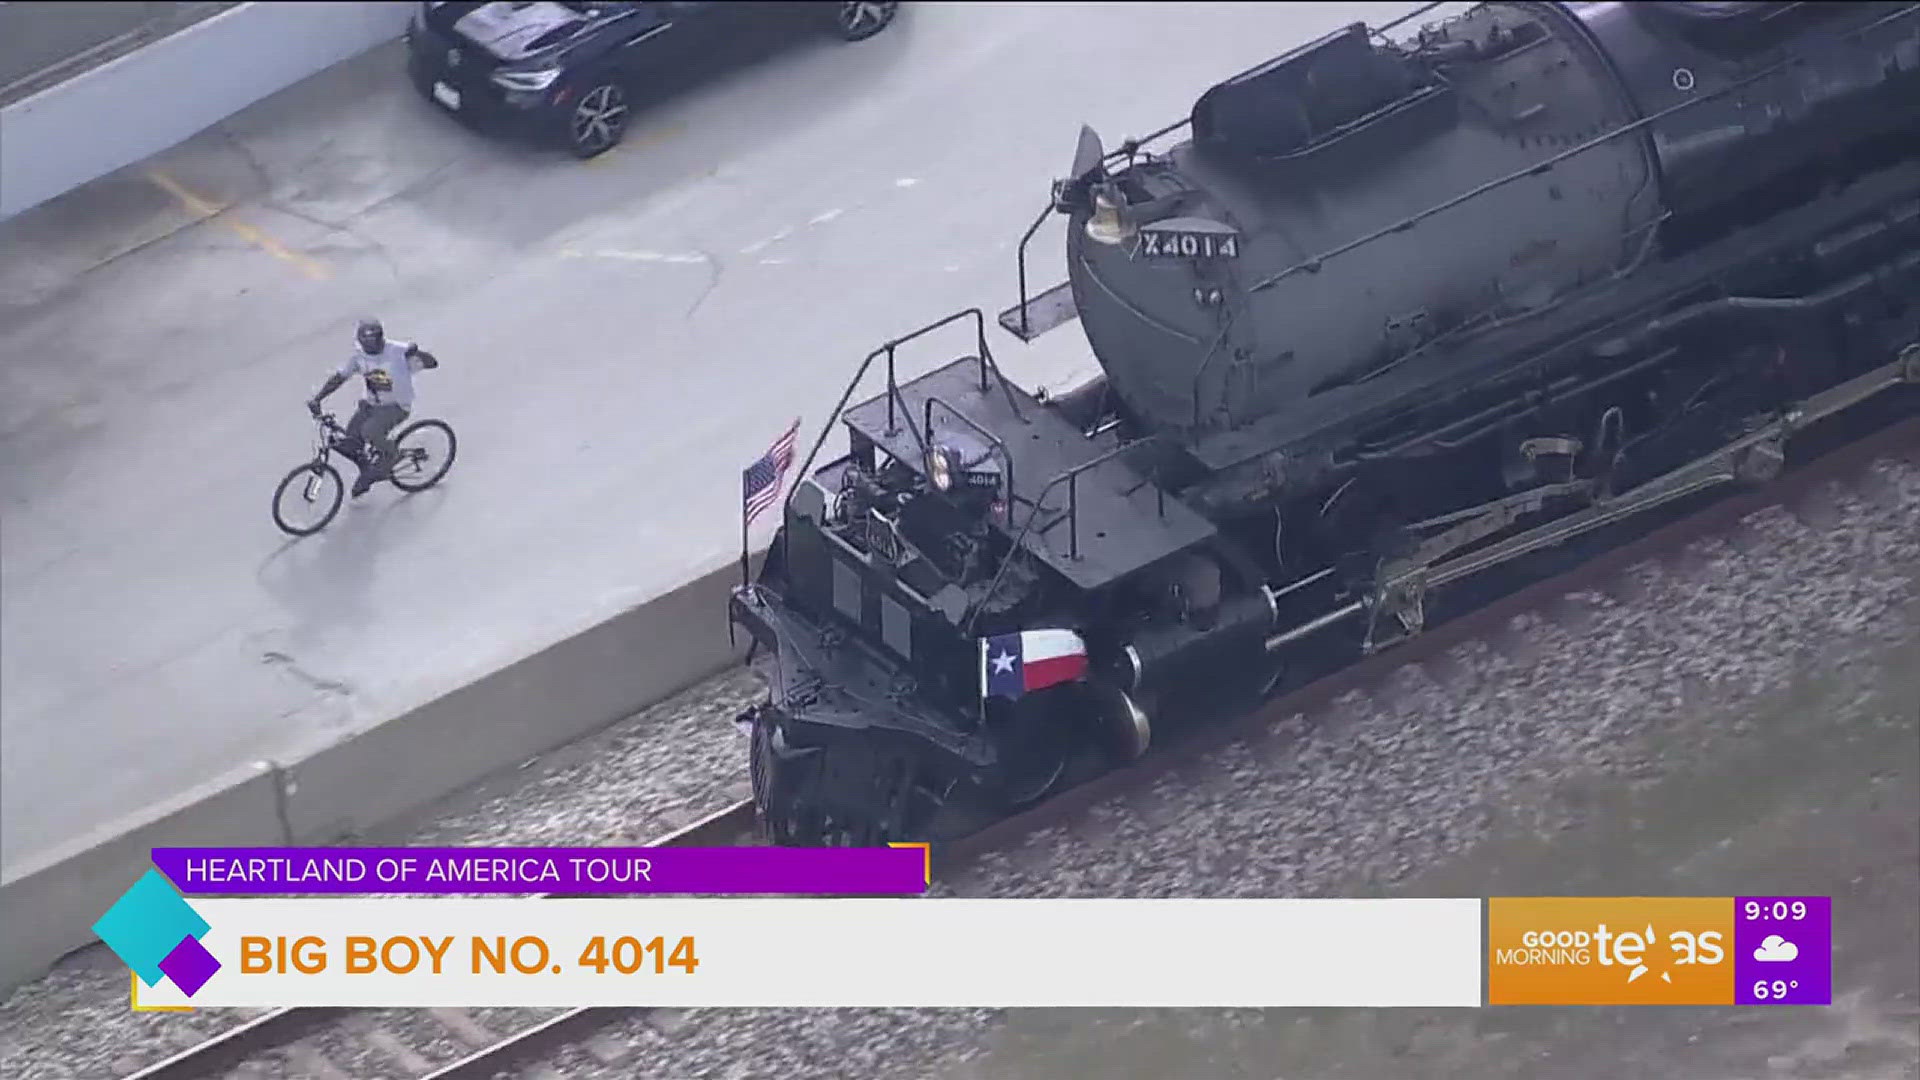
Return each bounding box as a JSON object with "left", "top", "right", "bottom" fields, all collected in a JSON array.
[{"left": 993, "top": 689, "right": 1081, "bottom": 809}]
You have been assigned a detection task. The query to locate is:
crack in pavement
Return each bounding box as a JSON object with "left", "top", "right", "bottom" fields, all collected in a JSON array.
[
  {"left": 686, "top": 248, "right": 723, "bottom": 319},
  {"left": 216, "top": 124, "right": 404, "bottom": 281},
  {"left": 260, "top": 650, "right": 355, "bottom": 699}
]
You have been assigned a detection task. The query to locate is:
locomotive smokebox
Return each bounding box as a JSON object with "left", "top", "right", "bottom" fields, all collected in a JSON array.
[{"left": 1063, "top": 3, "right": 1664, "bottom": 448}]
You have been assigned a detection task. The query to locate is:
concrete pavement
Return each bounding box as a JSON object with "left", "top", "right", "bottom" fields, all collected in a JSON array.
[{"left": 0, "top": 2, "right": 1452, "bottom": 872}]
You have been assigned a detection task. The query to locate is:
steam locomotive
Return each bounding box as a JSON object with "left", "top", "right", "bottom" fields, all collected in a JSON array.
[{"left": 729, "top": 0, "right": 1920, "bottom": 846}]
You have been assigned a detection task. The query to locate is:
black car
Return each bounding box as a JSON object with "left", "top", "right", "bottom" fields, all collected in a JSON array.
[{"left": 404, "top": 1, "right": 900, "bottom": 158}]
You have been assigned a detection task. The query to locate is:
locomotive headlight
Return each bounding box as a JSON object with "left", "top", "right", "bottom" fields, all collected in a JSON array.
[
  {"left": 1085, "top": 189, "right": 1133, "bottom": 246},
  {"left": 925, "top": 435, "right": 1003, "bottom": 502},
  {"left": 927, "top": 445, "right": 956, "bottom": 492}
]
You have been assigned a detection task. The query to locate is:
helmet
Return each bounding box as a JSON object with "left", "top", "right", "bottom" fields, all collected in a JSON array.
[{"left": 356, "top": 318, "right": 385, "bottom": 354}]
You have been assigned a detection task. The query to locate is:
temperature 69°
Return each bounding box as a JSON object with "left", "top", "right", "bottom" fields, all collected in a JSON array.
[{"left": 1752, "top": 978, "right": 1800, "bottom": 1001}]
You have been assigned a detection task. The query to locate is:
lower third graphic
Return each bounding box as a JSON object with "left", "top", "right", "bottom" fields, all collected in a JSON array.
[{"left": 94, "top": 869, "right": 221, "bottom": 997}]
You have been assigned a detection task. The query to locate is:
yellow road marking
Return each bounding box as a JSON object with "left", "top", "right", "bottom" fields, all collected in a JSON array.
[{"left": 145, "top": 169, "right": 331, "bottom": 282}]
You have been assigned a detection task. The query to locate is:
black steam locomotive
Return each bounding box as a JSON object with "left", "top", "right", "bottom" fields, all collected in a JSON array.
[{"left": 729, "top": 0, "right": 1920, "bottom": 846}]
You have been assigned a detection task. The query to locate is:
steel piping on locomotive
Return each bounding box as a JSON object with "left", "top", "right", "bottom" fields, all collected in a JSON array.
[{"left": 730, "top": 0, "right": 1920, "bottom": 846}]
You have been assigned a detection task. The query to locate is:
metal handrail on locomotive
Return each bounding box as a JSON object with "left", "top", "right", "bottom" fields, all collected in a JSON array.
[{"left": 730, "top": 0, "right": 1920, "bottom": 847}]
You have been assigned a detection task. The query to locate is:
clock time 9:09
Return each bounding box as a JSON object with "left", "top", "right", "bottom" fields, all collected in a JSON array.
[
  {"left": 577, "top": 935, "right": 700, "bottom": 975},
  {"left": 1744, "top": 900, "right": 1808, "bottom": 921}
]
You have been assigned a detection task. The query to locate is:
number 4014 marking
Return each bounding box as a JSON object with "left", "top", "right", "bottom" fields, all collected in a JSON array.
[
  {"left": 1139, "top": 232, "right": 1239, "bottom": 259},
  {"left": 577, "top": 935, "right": 700, "bottom": 975}
]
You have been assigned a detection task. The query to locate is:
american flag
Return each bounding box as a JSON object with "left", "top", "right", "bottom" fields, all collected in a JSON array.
[{"left": 742, "top": 417, "right": 802, "bottom": 526}]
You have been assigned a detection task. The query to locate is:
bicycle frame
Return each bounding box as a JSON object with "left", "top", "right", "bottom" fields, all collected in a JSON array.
[{"left": 304, "top": 414, "right": 350, "bottom": 501}]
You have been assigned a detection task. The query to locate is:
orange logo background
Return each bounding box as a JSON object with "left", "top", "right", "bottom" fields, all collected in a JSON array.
[{"left": 1488, "top": 897, "right": 1734, "bottom": 1005}]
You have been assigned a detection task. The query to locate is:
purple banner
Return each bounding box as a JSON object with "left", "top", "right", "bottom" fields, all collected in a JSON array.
[
  {"left": 1733, "top": 896, "right": 1831, "bottom": 1006},
  {"left": 150, "top": 846, "right": 929, "bottom": 896}
]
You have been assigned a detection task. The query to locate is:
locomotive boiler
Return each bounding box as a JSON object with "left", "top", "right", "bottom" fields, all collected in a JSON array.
[{"left": 729, "top": 0, "right": 1920, "bottom": 846}]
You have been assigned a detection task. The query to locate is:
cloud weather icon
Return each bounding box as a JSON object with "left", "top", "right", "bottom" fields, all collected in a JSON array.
[{"left": 1754, "top": 935, "right": 1799, "bottom": 962}]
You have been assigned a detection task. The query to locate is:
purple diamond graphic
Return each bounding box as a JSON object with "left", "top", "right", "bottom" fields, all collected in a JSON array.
[{"left": 158, "top": 935, "right": 221, "bottom": 997}]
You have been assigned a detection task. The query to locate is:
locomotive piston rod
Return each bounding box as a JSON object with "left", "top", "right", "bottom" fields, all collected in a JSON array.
[{"left": 1264, "top": 345, "right": 1920, "bottom": 656}]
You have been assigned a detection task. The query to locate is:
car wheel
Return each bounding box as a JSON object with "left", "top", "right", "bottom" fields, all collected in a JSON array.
[
  {"left": 829, "top": 0, "right": 897, "bottom": 41},
  {"left": 567, "top": 83, "right": 628, "bottom": 159}
]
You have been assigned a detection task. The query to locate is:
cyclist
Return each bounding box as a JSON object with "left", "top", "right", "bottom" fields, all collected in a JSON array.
[{"left": 308, "top": 318, "right": 440, "bottom": 496}]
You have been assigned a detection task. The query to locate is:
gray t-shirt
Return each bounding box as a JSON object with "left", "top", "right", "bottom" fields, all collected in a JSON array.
[{"left": 338, "top": 342, "right": 426, "bottom": 410}]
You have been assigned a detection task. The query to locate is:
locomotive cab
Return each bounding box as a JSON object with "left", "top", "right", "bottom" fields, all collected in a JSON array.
[{"left": 729, "top": 312, "right": 1248, "bottom": 845}]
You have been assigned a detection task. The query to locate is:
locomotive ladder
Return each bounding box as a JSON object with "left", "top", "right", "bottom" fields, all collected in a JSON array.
[{"left": 781, "top": 306, "right": 1027, "bottom": 526}]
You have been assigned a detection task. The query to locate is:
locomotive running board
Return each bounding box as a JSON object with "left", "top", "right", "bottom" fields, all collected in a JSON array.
[
  {"left": 998, "top": 280, "right": 1080, "bottom": 342},
  {"left": 1265, "top": 346, "right": 1920, "bottom": 656}
]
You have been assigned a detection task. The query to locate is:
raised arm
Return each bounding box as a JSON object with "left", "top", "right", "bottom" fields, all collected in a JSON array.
[{"left": 405, "top": 342, "right": 440, "bottom": 370}]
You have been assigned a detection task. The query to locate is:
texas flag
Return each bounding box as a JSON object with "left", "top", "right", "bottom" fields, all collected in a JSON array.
[{"left": 979, "top": 628, "right": 1090, "bottom": 702}]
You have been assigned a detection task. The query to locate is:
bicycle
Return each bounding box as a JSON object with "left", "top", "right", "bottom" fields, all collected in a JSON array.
[{"left": 271, "top": 410, "right": 459, "bottom": 536}]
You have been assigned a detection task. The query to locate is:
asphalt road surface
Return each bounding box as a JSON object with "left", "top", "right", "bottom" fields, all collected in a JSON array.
[{"left": 0, "top": 2, "right": 1458, "bottom": 873}]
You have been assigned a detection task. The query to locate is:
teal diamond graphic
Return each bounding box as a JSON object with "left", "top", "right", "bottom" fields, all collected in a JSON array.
[{"left": 93, "top": 869, "right": 210, "bottom": 987}]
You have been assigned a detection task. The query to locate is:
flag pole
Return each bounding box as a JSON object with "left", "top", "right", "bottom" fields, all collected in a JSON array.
[
  {"left": 978, "top": 637, "right": 989, "bottom": 728},
  {"left": 737, "top": 416, "right": 798, "bottom": 605},
  {"left": 739, "top": 467, "right": 751, "bottom": 592}
]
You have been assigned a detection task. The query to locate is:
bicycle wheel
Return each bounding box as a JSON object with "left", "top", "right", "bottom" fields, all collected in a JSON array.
[
  {"left": 389, "top": 419, "right": 458, "bottom": 493},
  {"left": 272, "top": 461, "right": 344, "bottom": 536}
]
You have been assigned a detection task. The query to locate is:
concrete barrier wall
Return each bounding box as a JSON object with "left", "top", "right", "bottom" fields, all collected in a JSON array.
[
  {"left": 0, "top": 761, "right": 288, "bottom": 996},
  {"left": 0, "top": 1, "right": 415, "bottom": 221},
  {"left": 282, "top": 552, "right": 760, "bottom": 842},
  {"left": 0, "top": 550, "right": 763, "bottom": 996}
]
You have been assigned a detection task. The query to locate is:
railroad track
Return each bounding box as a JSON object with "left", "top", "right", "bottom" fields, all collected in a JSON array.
[{"left": 122, "top": 412, "right": 1917, "bottom": 1080}]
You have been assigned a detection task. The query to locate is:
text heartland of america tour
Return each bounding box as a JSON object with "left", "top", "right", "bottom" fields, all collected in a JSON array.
[{"left": 178, "top": 855, "right": 652, "bottom": 888}]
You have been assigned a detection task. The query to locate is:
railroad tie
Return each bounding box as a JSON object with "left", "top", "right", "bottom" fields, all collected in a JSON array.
[
  {"left": 584, "top": 1030, "right": 637, "bottom": 1066},
  {"left": 284, "top": 1042, "right": 354, "bottom": 1080},
  {"left": 648, "top": 1007, "right": 692, "bottom": 1036},
  {"left": 343, "top": 1015, "right": 435, "bottom": 1075},
  {"left": 428, "top": 1008, "right": 499, "bottom": 1050}
]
